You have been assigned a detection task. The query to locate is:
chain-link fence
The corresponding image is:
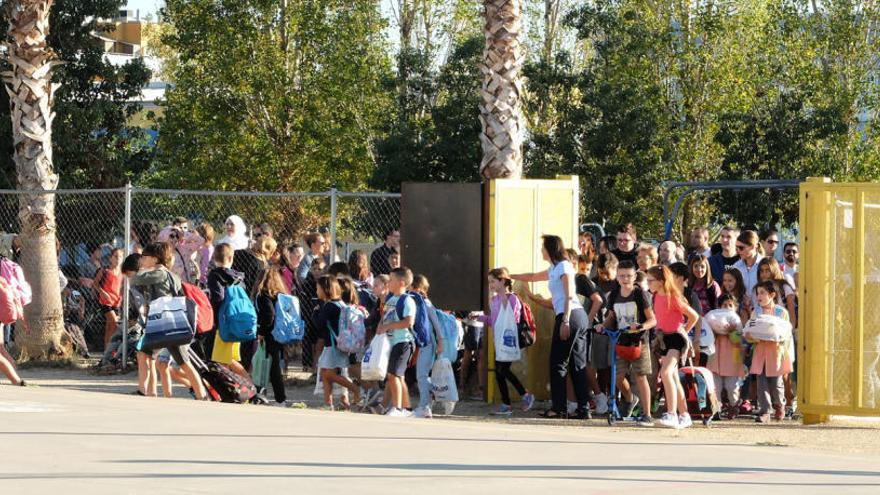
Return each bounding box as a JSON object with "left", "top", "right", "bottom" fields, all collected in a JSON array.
[{"left": 0, "top": 187, "right": 401, "bottom": 368}]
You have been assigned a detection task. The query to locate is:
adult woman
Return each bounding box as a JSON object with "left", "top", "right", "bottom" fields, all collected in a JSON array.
[
  {"left": 510, "top": 235, "right": 590, "bottom": 418},
  {"left": 131, "top": 242, "right": 206, "bottom": 400},
  {"left": 218, "top": 215, "right": 249, "bottom": 250},
  {"left": 734, "top": 230, "right": 765, "bottom": 313},
  {"left": 637, "top": 243, "right": 658, "bottom": 272},
  {"left": 278, "top": 242, "right": 305, "bottom": 295}
]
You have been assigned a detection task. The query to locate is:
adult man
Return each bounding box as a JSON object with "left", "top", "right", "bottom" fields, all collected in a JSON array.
[
  {"left": 657, "top": 240, "right": 678, "bottom": 265},
  {"left": 783, "top": 242, "right": 799, "bottom": 288},
  {"left": 370, "top": 228, "right": 400, "bottom": 276},
  {"left": 253, "top": 223, "right": 274, "bottom": 240},
  {"left": 709, "top": 226, "right": 740, "bottom": 282},
  {"left": 611, "top": 223, "right": 638, "bottom": 264},
  {"left": 689, "top": 227, "right": 712, "bottom": 259},
  {"left": 296, "top": 233, "right": 326, "bottom": 282}
]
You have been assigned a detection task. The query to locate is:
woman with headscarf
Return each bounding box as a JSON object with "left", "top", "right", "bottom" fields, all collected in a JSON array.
[{"left": 218, "top": 215, "right": 249, "bottom": 251}]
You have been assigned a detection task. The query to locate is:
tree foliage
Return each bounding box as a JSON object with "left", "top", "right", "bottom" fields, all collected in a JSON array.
[
  {"left": 0, "top": 0, "right": 153, "bottom": 189},
  {"left": 152, "top": 0, "right": 393, "bottom": 192}
]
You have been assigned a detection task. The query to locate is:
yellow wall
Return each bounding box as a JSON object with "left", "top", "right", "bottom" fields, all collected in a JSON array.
[{"left": 486, "top": 176, "right": 580, "bottom": 402}]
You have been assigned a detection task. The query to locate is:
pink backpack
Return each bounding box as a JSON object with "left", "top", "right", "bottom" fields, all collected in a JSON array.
[
  {"left": 0, "top": 258, "right": 31, "bottom": 306},
  {"left": 0, "top": 277, "right": 23, "bottom": 324}
]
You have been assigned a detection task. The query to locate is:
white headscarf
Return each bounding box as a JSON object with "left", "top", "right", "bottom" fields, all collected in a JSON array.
[{"left": 217, "top": 215, "right": 249, "bottom": 250}]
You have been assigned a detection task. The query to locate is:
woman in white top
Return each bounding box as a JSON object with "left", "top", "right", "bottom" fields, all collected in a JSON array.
[{"left": 510, "top": 235, "right": 590, "bottom": 419}]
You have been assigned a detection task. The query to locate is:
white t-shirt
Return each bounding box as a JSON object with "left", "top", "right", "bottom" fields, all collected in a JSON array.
[
  {"left": 734, "top": 255, "right": 764, "bottom": 308},
  {"left": 547, "top": 261, "right": 583, "bottom": 315}
]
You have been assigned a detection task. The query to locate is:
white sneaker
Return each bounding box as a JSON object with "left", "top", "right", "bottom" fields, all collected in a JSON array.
[
  {"left": 659, "top": 412, "right": 680, "bottom": 428},
  {"left": 567, "top": 401, "right": 578, "bottom": 415},
  {"left": 385, "top": 408, "right": 408, "bottom": 417},
  {"left": 678, "top": 413, "right": 693, "bottom": 429},
  {"left": 413, "top": 406, "right": 433, "bottom": 418},
  {"left": 594, "top": 393, "right": 609, "bottom": 415}
]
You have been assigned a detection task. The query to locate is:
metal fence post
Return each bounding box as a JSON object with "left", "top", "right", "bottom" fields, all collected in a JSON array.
[
  {"left": 329, "top": 188, "right": 338, "bottom": 262},
  {"left": 120, "top": 182, "right": 132, "bottom": 370}
]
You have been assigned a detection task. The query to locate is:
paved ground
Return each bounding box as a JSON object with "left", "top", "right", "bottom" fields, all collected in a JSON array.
[{"left": 2, "top": 384, "right": 880, "bottom": 494}]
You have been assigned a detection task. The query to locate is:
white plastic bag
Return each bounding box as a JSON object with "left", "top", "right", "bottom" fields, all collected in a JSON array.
[
  {"left": 493, "top": 304, "right": 521, "bottom": 362},
  {"left": 689, "top": 321, "right": 716, "bottom": 356},
  {"left": 743, "top": 314, "right": 793, "bottom": 342},
  {"left": 361, "top": 333, "right": 392, "bottom": 381},
  {"left": 704, "top": 309, "right": 743, "bottom": 335},
  {"left": 430, "top": 357, "right": 459, "bottom": 402}
]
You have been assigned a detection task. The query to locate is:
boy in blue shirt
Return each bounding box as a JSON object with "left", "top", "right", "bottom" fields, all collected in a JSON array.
[{"left": 377, "top": 267, "right": 416, "bottom": 417}]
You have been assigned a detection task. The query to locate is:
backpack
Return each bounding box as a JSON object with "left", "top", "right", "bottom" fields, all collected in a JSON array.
[
  {"left": 273, "top": 293, "right": 305, "bottom": 344},
  {"left": 218, "top": 284, "right": 258, "bottom": 342},
  {"left": 434, "top": 309, "right": 463, "bottom": 363},
  {"left": 181, "top": 282, "right": 214, "bottom": 334},
  {"left": 395, "top": 291, "right": 431, "bottom": 348},
  {"left": 0, "top": 277, "right": 23, "bottom": 324},
  {"left": 516, "top": 295, "right": 537, "bottom": 348},
  {"left": 0, "top": 257, "right": 31, "bottom": 306},
  {"left": 334, "top": 302, "right": 367, "bottom": 353}
]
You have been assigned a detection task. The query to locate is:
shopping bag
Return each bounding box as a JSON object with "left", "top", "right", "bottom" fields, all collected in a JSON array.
[
  {"left": 430, "top": 357, "right": 459, "bottom": 402},
  {"left": 361, "top": 334, "right": 392, "bottom": 381},
  {"left": 251, "top": 341, "right": 271, "bottom": 390}
]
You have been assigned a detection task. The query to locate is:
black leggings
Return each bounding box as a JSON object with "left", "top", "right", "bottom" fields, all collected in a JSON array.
[
  {"left": 549, "top": 309, "right": 590, "bottom": 413},
  {"left": 495, "top": 361, "right": 526, "bottom": 406},
  {"left": 265, "top": 338, "right": 287, "bottom": 403}
]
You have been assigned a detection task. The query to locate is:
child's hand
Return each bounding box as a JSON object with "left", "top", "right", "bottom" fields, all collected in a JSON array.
[{"left": 435, "top": 341, "right": 444, "bottom": 356}]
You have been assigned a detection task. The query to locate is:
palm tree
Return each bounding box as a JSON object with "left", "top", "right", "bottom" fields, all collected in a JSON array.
[
  {"left": 3, "top": 0, "right": 68, "bottom": 360},
  {"left": 479, "top": 0, "right": 524, "bottom": 180}
]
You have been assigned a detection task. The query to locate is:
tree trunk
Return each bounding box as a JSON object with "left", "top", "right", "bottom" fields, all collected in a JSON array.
[
  {"left": 480, "top": 0, "right": 524, "bottom": 180},
  {"left": 3, "top": 0, "right": 68, "bottom": 360}
]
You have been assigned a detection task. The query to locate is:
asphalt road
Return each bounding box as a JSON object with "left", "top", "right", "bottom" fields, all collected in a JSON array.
[{"left": 1, "top": 386, "right": 879, "bottom": 494}]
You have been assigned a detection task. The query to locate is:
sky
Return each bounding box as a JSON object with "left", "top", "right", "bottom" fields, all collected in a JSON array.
[{"left": 123, "top": 1, "right": 163, "bottom": 18}]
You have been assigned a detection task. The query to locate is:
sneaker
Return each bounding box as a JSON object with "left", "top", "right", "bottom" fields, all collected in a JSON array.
[
  {"left": 491, "top": 404, "right": 513, "bottom": 416},
  {"left": 521, "top": 393, "right": 535, "bottom": 412},
  {"left": 402, "top": 409, "right": 414, "bottom": 417},
  {"left": 659, "top": 412, "right": 680, "bottom": 429},
  {"left": 623, "top": 395, "right": 640, "bottom": 418},
  {"left": 594, "top": 393, "right": 609, "bottom": 415},
  {"left": 571, "top": 407, "right": 592, "bottom": 420},
  {"left": 755, "top": 413, "right": 770, "bottom": 423},
  {"left": 739, "top": 400, "right": 753, "bottom": 414},
  {"left": 320, "top": 404, "right": 335, "bottom": 412},
  {"left": 385, "top": 407, "right": 408, "bottom": 417},
  {"left": 678, "top": 413, "right": 693, "bottom": 429},
  {"left": 567, "top": 400, "right": 577, "bottom": 415},
  {"left": 413, "top": 406, "right": 433, "bottom": 418},
  {"left": 637, "top": 415, "right": 654, "bottom": 427}
]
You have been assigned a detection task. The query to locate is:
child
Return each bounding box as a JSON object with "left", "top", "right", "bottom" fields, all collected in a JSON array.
[
  {"left": 362, "top": 274, "right": 389, "bottom": 413},
  {"left": 315, "top": 275, "right": 361, "bottom": 409},
  {"left": 408, "top": 275, "right": 445, "bottom": 418},
  {"left": 207, "top": 243, "right": 250, "bottom": 379},
  {"left": 646, "top": 265, "right": 700, "bottom": 429},
  {"left": 388, "top": 251, "right": 401, "bottom": 271},
  {"left": 478, "top": 268, "right": 535, "bottom": 416},
  {"left": 706, "top": 294, "right": 746, "bottom": 419},
  {"left": 597, "top": 260, "right": 656, "bottom": 426},
  {"left": 377, "top": 267, "right": 416, "bottom": 417},
  {"left": 195, "top": 223, "right": 215, "bottom": 288},
  {"left": 576, "top": 254, "right": 606, "bottom": 414},
  {"left": 95, "top": 247, "right": 124, "bottom": 347},
  {"left": 688, "top": 255, "right": 721, "bottom": 315},
  {"left": 256, "top": 266, "right": 292, "bottom": 406},
  {"left": 749, "top": 281, "right": 792, "bottom": 423}
]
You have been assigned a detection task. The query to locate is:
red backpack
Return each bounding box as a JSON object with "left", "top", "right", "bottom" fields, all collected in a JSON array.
[
  {"left": 182, "top": 282, "right": 214, "bottom": 334},
  {"left": 0, "top": 277, "right": 23, "bottom": 325},
  {"left": 516, "top": 295, "right": 537, "bottom": 348}
]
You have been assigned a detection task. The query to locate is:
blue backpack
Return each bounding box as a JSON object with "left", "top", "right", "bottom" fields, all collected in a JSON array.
[
  {"left": 434, "top": 308, "right": 462, "bottom": 363},
  {"left": 219, "top": 284, "right": 258, "bottom": 342},
  {"left": 272, "top": 293, "right": 305, "bottom": 344},
  {"left": 395, "top": 291, "right": 431, "bottom": 348}
]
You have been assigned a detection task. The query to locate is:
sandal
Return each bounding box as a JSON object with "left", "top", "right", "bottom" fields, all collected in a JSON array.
[{"left": 540, "top": 409, "right": 566, "bottom": 419}]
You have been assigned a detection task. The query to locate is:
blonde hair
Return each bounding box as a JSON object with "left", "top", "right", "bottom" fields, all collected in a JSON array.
[
  {"left": 253, "top": 236, "right": 278, "bottom": 260},
  {"left": 256, "top": 266, "right": 289, "bottom": 298},
  {"left": 197, "top": 223, "right": 215, "bottom": 243},
  {"left": 411, "top": 274, "right": 430, "bottom": 296}
]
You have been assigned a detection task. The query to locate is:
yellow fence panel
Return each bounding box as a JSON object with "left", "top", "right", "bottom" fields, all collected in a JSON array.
[
  {"left": 800, "top": 178, "right": 880, "bottom": 422},
  {"left": 487, "top": 176, "right": 579, "bottom": 402}
]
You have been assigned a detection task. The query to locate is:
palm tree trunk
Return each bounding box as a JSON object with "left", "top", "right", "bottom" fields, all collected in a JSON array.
[
  {"left": 480, "top": 0, "right": 525, "bottom": 180},
  {"left": 4, "top": 0, "right": 68, "bottom": 360}
]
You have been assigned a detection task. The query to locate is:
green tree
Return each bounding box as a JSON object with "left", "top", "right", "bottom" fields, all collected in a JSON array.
[
  {"left": 152, "top": 0, "right": 392, "bottom": 192},
  {"left": 0, "top": 0, "right": 153, "bottom": 189}
]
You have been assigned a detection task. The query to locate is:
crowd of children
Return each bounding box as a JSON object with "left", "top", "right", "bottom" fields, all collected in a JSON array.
[{"left": 0, "top": 219, "right": 800, "bottom": 429}]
